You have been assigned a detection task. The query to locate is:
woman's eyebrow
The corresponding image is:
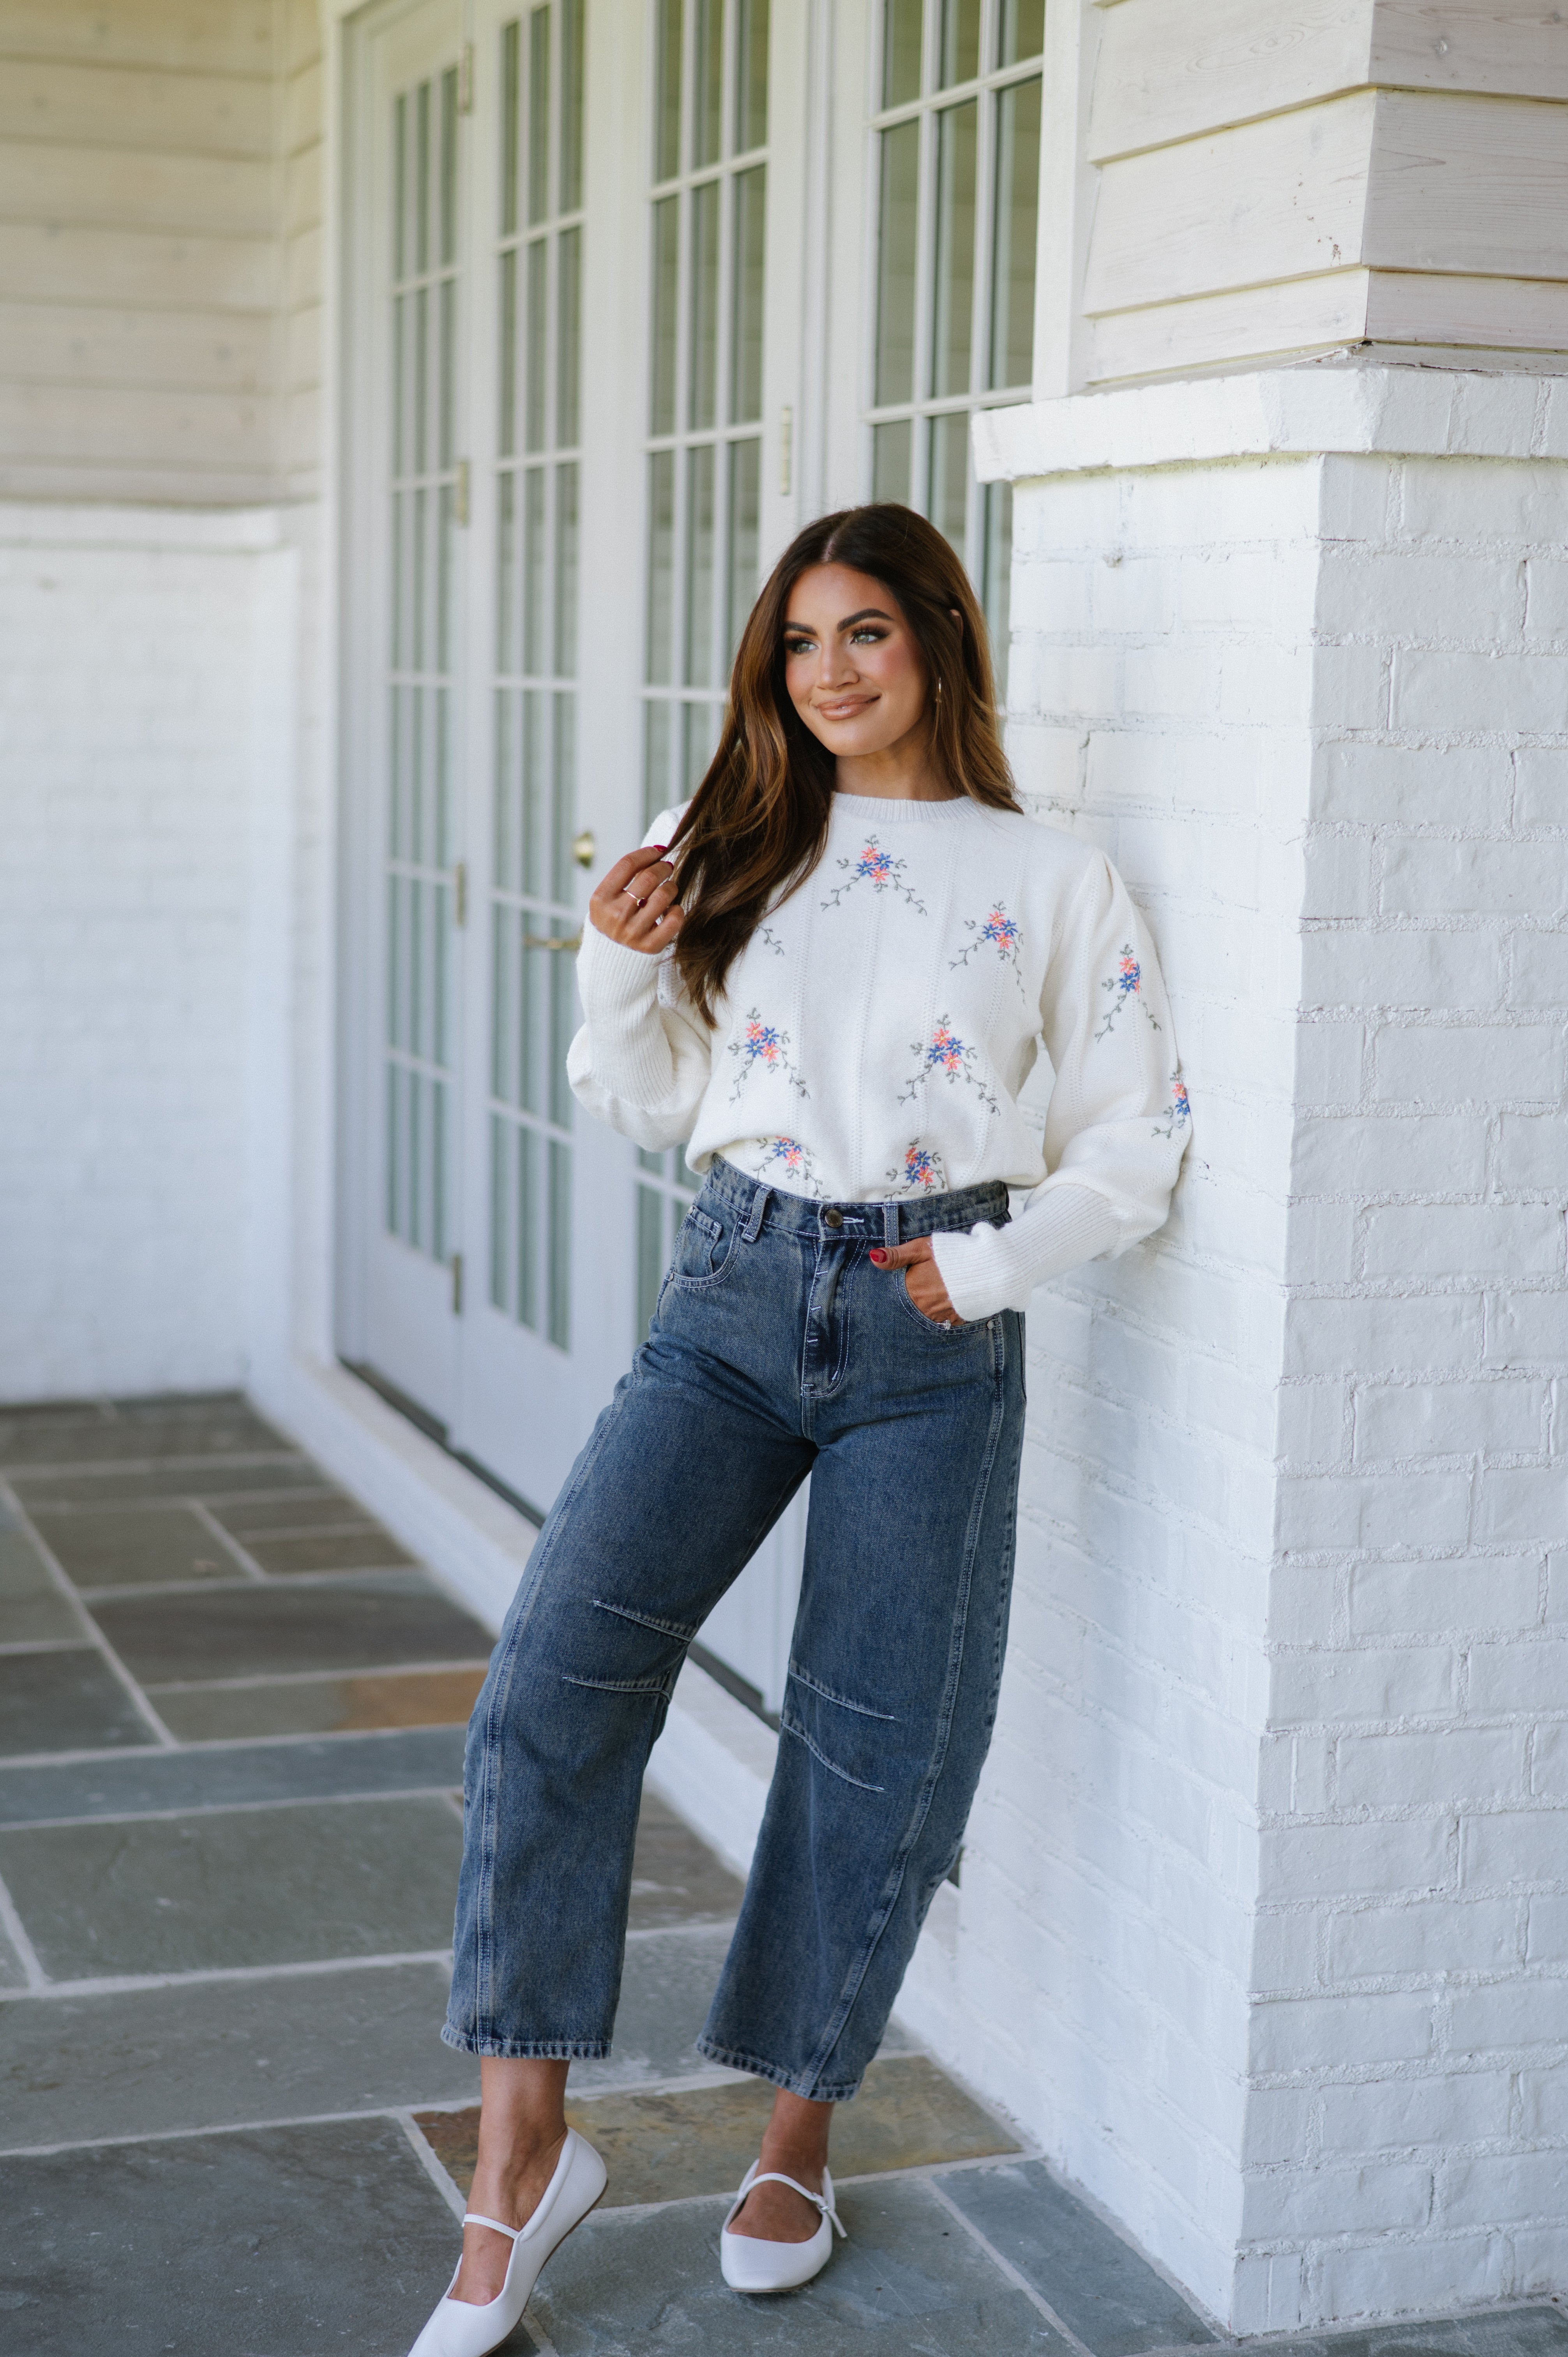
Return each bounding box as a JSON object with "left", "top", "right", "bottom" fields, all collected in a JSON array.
[{"left": 782, "top": 606, "right": 894, "bottom": 634}]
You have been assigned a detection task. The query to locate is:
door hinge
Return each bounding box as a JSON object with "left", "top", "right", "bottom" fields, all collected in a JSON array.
[
  {"left": 454, "top": 859, "right": 468, "bottom": 926},
  {"left": 453, "top": 458, "right": 470, "bottom": 526},
  {"left": 457, "top": 42, "right": 474, "bottom": 114},
  {"left": 451, "top": 1252, "right": 464, "bottom": 1315}
]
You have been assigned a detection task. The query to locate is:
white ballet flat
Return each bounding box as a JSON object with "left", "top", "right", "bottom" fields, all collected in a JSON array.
[
  {"left": 719, "top": 2159, "right": 846, "bottom": 2293},
  {"left": 406, "top": 2127, "right": 607, "bottom": 2357}
]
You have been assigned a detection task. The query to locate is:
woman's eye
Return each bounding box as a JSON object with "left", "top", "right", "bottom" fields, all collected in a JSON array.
[
  {"left": 849, "top": 628, "right": 885, "bottom": 645},
  {"left": 784, "top": 638, "right": 814, "bottom": 657}
]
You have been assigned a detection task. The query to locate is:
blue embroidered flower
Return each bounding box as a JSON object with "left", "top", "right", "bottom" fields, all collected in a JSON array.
[
  {"left": 897, "top": 1014, "right": 998, "bottom": 1114},
  {"left": 951, "top": 901, "right": 1024, "bottom": 991},
  {"left": 1153, "top": 1074, "right": 1191, "bottom": 1140},
  {"left": 761, "top": 1134, "right": 822, "bottom": 1191},
  {"left": 886, "top": 1141, "right": 945, "bottom": 1193},
  {"left": 727, "top": 1009, "right": 809, "bottom": 1104},
  {"left": 1095, "top": 943, "right": 1162, "bottom": 1041},
  {"left": 821, "top": 834, "right": 927, "bottom": 913}
]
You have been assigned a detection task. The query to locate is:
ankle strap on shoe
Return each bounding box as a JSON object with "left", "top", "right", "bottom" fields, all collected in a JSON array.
[
  {"left": 724, "top": 2169, "right": 846, "bottom": 2238},
  {"left": 463, "top": 2212, "right": 522, "bottom": 2240}
]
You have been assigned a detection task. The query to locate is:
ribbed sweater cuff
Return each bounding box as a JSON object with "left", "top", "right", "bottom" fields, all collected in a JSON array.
[
  {"left": 575, "top": 922, "right": 670, "bottom": 1103},
  {"left": 930, "top": 1185, "right": 1121, "bottom": 1323}
]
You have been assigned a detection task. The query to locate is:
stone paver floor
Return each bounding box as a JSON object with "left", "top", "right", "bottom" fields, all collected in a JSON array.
[{"left": 1, "top": 1392, "right": 1565, "bottom": 2357}]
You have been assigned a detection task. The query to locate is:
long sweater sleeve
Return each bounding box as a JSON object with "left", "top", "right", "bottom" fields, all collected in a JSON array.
[
  {"left": 929, "top": 853, "right": 1188, "bottom": 1322},
  {"left": 565, "top": 807, "right": 714, "bottom": 1150}
]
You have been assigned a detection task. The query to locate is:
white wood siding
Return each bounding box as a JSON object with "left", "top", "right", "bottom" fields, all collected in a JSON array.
[
  {"left": 0, "top": 0, "right": 325, "bottom": 504},
  {"left": 1082, "top": 0, "right": 1568, "bottom": 386}
]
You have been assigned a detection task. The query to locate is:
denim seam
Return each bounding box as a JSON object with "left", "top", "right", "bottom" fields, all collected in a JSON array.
[
  {"left": 592, "top": 1596, "right": 700, "bottom": 1643},
  {"left": 778, "top": 1710, "right": 886, "bottom": 1793},
  {"left": 801, "top": 1311, "right": 1011, "bottom": 2090},
  {"left": 561, "top": 1672, "right": 674, "bottom": 1698},
  {"left": 786, "top": 1660, "right": 897, "bottom": 1721},
  {"left": 440, "top": 2028, "right": 612, "bottom": 2062}
]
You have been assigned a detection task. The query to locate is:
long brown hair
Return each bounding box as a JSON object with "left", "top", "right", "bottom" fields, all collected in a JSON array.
[{"left": 667, "top": 502, "right": 1019, "bottom": 1020}]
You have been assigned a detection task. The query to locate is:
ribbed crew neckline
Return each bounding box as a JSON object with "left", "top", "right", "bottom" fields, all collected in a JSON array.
[{"left": 830, "top": 790, "right": 973, "bottom": 825}]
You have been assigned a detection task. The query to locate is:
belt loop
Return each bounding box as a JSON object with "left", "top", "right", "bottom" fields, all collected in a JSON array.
[
  {"left": 742, "top": 1184, "right": 770, "bottom": 1244},
  {"left": 883, "top": 1198, "right": 899, "bottom": 1249}
]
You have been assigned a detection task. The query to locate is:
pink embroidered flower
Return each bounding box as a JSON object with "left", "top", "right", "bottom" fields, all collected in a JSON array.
[
  {"left": 1096, "top": 943, "right": 1161, "bottom": 1041},
  {"left": 856, "top": 844, "right": 895, "bottom": 884},
  {"left": 727, "top": 1007, "right": 809, "bottom": 1103},
  {"left": 904, "top": 1146, "right": 940, "bottom": 1189},
  {"left": 950, "top": 899, "right": 1023, "bottom": 986},
  {"left": 762, "top": 1134, "right": 822, "bottom": 1190},
  {"left": 821, "top": 833, "right": 927, "bottom": 912},
  {"left": 746, "top": 1017, "right": 783, "bottom": 1067},
  {"left": 928, "top": 1021, "right": 966, "bottom": 1076},
  {"left": 981, "top": 908, "right": 1020, "bottom": 952},
  {"left": 899, "top": 1014, "right": 999, "bottom": 1114},
  {"left": 1153, "top": 1074, "right": 1191, "bottom": 1140}
]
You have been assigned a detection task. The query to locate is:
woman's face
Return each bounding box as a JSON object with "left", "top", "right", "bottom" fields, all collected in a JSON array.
[{"left": 781, "top": 564, "right": 931, "bottom": 759}]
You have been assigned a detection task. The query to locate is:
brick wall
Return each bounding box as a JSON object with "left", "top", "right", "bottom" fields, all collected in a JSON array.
[
  {"left": 1246, "top": 450, "right": 1568, "bottom": 2327},
  {"left": 0, "top": 505, "right": 299, "bottom": 1401},
  {"left": 955, "top": 371, "right": 1568, "bottom": 2330}
]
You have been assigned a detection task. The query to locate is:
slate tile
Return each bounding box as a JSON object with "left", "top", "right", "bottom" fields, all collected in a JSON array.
[
  {"left": 150, "top": 1665, "right": 488, "bottom": 1740},
  {"left": 0, "top": 1794, "right": 464, "bottom": 1977},
  {"left": 0, "top": 1527, "right": 81, "bottom": 1646},
  {"left": 1308, "top": 2310, "right": 1568, "bottom": 2357},
  {"left": 630, "top": 1790, "right": 747, "bottom": 1929},
  {"left": 938, "top": 2160, "right": 1217, "bottom": 2355},
  {"left": 9, "top": 1460, "right": 325, "bottom": 1507},
  {"left": 525, "top": 2175, "right": 1067, "bottom": 2355},
  {"left": 419, "top": 2052, "right": 1019, "bottom": 2208},
  {"left": 0, "top": 1398, "right": 285, "bottom": 1467},
  {"left": 0, "top": 2117, "right": 480, "bottom": 2357},
  {"left": 88, "top": 1573, "right": 492, "bottom": 1683},
  {"left": 0, "top": 1723, "right": 468, "bottom": 1827},
  {"left": 0, "top": 1962, "right": 476, "bottom": 2150},
  {"left": 0, "top": 1648, "right": 155, "bottom": 1758},
  {"left": 28, "top": 1504, "right": 244, "bottom": 1590},
  {"left": 207, "top": 1489, "right": 373, "bottom": 1538},
  {"left": 241, "top": 1527, "right": 418, "bottom": 1574}
]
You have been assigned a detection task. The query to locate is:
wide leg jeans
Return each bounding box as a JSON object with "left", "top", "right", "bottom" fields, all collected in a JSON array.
[{"left": 443, "top": 1157, "right": 1027, "bottom": 2102}]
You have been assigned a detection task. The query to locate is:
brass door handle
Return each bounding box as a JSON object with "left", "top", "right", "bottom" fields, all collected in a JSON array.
[
  {"left": 571, "top": 829, "right": 596, "bottom": 868},
  {"left": 521, "top": 929, "right": 583, "bottom": 951}
]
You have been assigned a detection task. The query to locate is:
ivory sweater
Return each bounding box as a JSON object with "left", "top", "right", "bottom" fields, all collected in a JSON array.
[{"left": 568, "top": 792, "right": 1190, "bottom": 1323}]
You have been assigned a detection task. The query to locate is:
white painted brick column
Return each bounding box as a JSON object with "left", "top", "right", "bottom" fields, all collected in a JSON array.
[{"left": 953, "top": 366, "right": 1568, "bottom": 2331}]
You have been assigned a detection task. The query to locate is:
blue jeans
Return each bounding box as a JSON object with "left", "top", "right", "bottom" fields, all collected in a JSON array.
[{"left": 443, "top": 1157, "right": 1026, "bottom": 2101}]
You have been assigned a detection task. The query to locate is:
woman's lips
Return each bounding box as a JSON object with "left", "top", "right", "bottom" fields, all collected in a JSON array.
[{"left": 816, "top": 696, "right": 875, "bottom": 719}]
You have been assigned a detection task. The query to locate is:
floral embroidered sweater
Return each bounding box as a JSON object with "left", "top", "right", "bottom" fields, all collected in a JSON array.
[{"left": 568, "top": 791, "right": 1190, "bottom": 1323}]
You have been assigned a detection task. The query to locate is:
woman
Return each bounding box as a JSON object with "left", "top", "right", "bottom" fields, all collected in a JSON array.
[{"left": 410, "top": 504, "right": 1189, "bottom": 2355}]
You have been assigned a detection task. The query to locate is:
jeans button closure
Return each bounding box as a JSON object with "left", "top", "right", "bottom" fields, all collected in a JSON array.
[{"left": 822, "top": 1207, "right": 843, "bottom": 1230}]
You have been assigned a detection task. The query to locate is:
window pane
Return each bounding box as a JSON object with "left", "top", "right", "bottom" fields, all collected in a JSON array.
[
  {"left": 655, "top": 0, "right": 684, "bottom": 181},
  {"left": 497, "top": 472, "right": 518, "bottom": 670},
  {"left": 736, "top": 0, "right": 769, "bottom": 151},
  {"left": 730, "top": 165, "right": 766, "bottom": 423},
  {"left": 498, "top": 249, "right": 517, "bottom": 457},
  {"left": 650, "top": 196, "right": 679, "bottom": 433},
  {"left": 560, "top": 0, "right": 584, "bottom": 209},
  {"left": 938, "top": 0, "right": 980, "bottom": 87},
  {"left": 494, "top": 690, "right": 519, "bottom": 890},
  {"left": 872, "top": 417, "right": 911, "bottom": 503},
  {"left": 646, "top": 449, "right": 676, "bottom": 681},
  {"left": 523, "top": 687, "right": 548, "bottom": 896},
  {"left": 554, "top": 459, "right": 579, "bottom": 675},
  {"left": 684, "top": 699, "right": 720, "bottom": 792},
  {"left": 500, "top": 21, "right": 519, "bottom": 236},
  {"left": 524, "top": 238, "right": 547, "bottom": 449},
  {"left": 547, "top": 1138, "right": 571, "bottom": 1348},
  {"left": 931, "top": 100, "right": 976, "bottom": 397},
  {"left": 875, "top": 120, "right": 919, "bottom": 406},
  {"left": 998, "top": 0, "right": 1045, "bottom": 67},
  {"left": 523, "top": 466, "right": 547, "bottom": 672},
  {"left": 928, "top": 410, "right": 969, "bottom": 549},
  {"left": 557, "top": 223, "right": 581, "bottom": 442},
  {"left": 527, "top": 5, "right": 551, "bottom": 225},
  {"left": 727, "top": 435, "right": 761, "bottom": 664},
  {"left": 517, "top": 1122, "right": 540, "bottom": 1329},
  {"left": 643, "top": 698, "right": 673, "bottom": 827},
  {"left": 883, "top": 0, "right": 922, "bottom": 106},
  {"left": 440, "top": 65, "right": 459, "bottom": 262},
  {"left": 684, "top": 441, "right": 716, "bottom": 686},
  {"left": 637, "top": 1184, "right": 665, "bottom": 1338},
  {"left": 989, "top": 74, "right": 1040, "bottom": 390},
  {"left": 694, "top": 0, "right": 723, "bottom": 168},
  {"left": 982, "top": 479, "right": 1013, "bottom": 701},
  {"left": 689, "top": 178, "right": 720, "bottom": 429}
]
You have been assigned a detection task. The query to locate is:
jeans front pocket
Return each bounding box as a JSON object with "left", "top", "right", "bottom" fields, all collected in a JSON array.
[{"left": 666, "top": 1202, "right": 738, "bottom": 1291}]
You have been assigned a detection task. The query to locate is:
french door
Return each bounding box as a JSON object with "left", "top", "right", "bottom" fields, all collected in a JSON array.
[{"left": 340, "top": 0, "right": 1041, "bottom": 1710}]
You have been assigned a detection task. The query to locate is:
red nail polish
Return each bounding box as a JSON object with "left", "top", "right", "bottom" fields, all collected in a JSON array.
[{"left": 869, "top": 1248, "right": 887, "bottom": 1265}]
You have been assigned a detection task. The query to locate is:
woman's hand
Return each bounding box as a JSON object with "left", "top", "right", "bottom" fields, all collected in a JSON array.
[
  {"left": 588, "top": 845, "right": 683, "bottom": 953},
  {"left": 869, "top": 1237, "right": 961, "bottom": 1327}
]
